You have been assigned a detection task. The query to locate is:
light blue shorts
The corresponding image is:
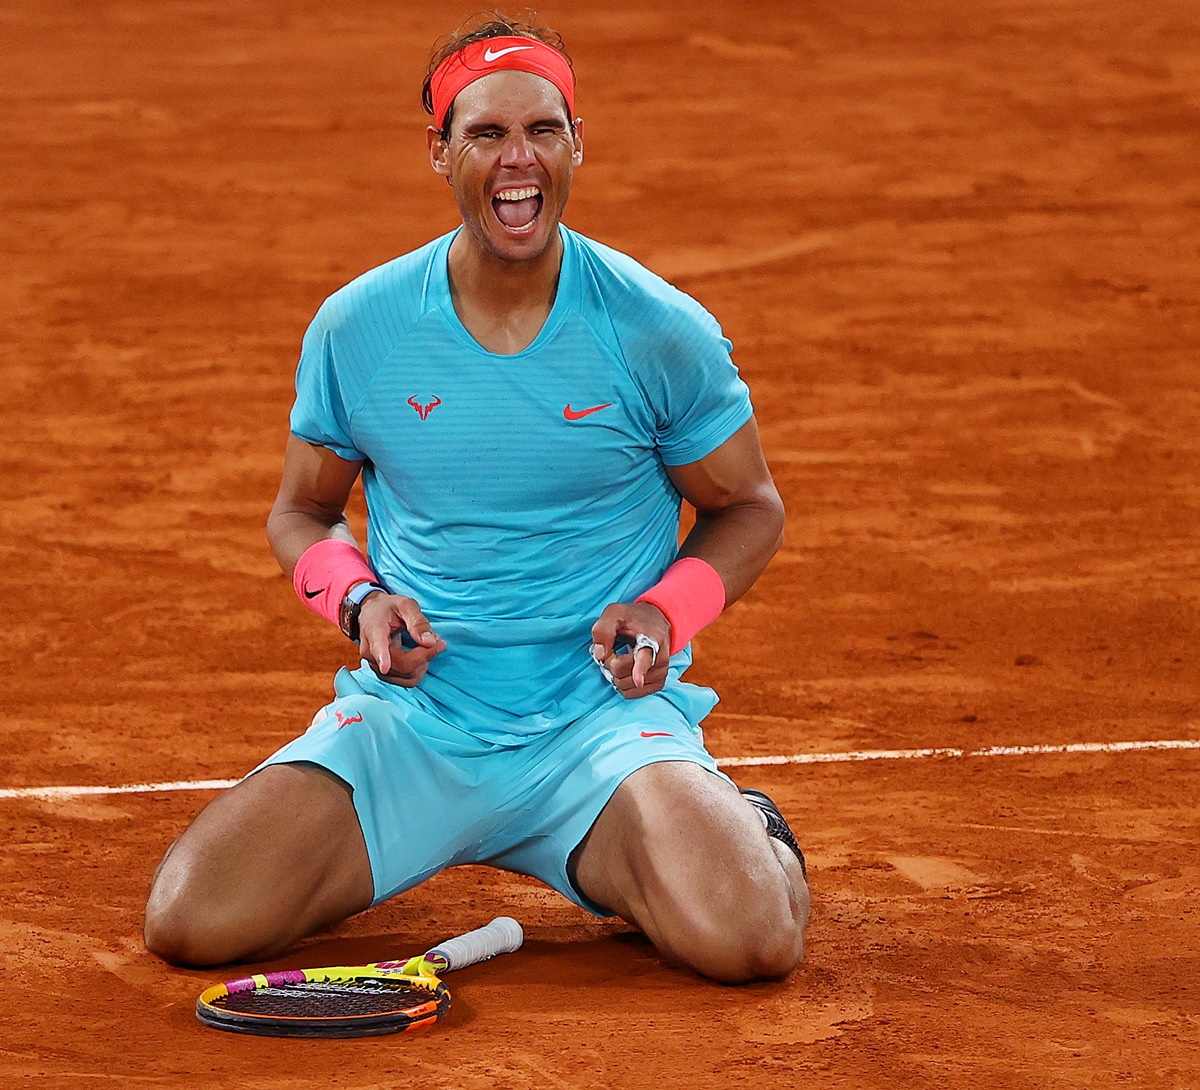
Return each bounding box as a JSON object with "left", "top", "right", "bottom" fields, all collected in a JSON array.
[{"left": 254, "top": 667, "right": 730, "bottom": 915}]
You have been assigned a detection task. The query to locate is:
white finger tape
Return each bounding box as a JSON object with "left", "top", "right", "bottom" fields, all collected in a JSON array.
[{"left": 634, "top": 633, "right": 660, "bottom": 659}]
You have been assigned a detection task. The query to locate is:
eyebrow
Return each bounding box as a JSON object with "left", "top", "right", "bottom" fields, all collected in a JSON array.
[{"left": 461, "top": 116, "right": 570, "bottom": 135}]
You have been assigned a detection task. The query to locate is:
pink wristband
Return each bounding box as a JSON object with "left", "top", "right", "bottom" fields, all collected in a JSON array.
[
  {"left": 636, "top": 557, "right": 727, "bottom": 656},
  {"left": 292, "top": 538, "right": 379, "bottom": 629}
]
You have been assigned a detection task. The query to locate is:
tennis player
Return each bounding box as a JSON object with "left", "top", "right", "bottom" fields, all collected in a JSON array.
[{"left": 144, "top": 15, "right": 809, "bottom": 984}]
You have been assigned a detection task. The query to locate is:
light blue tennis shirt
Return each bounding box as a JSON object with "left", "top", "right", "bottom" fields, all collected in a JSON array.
[{"left": 291, "top": 225, "right": 753, "bottom": 743}]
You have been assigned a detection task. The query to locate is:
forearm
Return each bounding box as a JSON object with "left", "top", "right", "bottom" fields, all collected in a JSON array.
[
  {"left": 662, "top": 417, "right": 785, "bottom": 607},
  {"left": 676, "top": 494, "right": 785, "bottom": 606},
  {"left": 267, "top": 435, "right": 367, "bottom": 579},
  {"left": 266, "top": 504, "right": 361, "bottom": 580},
  {"left": 594, "top": 494, "right": 784, "bottom": 689}
]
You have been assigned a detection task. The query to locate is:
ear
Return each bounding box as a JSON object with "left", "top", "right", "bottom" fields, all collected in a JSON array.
[
  {"left": 572, "top": 117, "right": 584, "bottom": 167},
  {"left": 427, "top": 125, "right": 451, "bottom": 180}
]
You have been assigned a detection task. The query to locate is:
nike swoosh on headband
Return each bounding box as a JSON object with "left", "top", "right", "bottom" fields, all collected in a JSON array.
[{"left": 484, "top": 45, "right": 534, "bottom": 62}]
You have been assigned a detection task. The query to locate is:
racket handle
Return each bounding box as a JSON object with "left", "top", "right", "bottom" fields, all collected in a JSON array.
[{"left": 425, "top": 916, "right": 524, "bottom": 972}]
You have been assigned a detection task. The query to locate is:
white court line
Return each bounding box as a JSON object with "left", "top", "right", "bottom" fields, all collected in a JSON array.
[
  {"left": 0, "top": 778, "right": 242, "bottom": 800},
  {"left": 717, "top": 737, "right": 1200, "bottom": 768},
  {"left": 719, "top": 746, "right": 963, "bottom": 767},
  {"left": 1, "top": 738, "right": 1197, "bottom": 801}
]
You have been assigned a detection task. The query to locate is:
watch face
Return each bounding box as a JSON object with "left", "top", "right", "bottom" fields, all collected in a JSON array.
[
  {"left": 340, "top": 583, "right": 382, "bottom": 641},
  {"left": 339, "top": 599, "right": 357, "bottom": 640}
]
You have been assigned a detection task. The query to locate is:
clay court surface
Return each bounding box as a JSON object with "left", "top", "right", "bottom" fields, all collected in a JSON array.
[{"left": 2, "top": 0, "right": 1198, "bottom": 1085}]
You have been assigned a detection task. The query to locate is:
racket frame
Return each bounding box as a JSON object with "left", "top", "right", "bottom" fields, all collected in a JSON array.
[
  {"left": 196, "top": 961, "right": 448, "bottom": 1038},
  {"left": 195, "top": 917, "right": 523, "bottom": 1039}
]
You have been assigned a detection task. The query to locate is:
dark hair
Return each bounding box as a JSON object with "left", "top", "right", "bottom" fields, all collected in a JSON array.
[{"left": 421, "top": 11, "right": 574, "bottom": 138}]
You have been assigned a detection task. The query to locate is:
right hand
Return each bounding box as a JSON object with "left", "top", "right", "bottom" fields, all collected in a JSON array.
[{"left": 357, "top": 592, "right": 446, "bottom": 688}]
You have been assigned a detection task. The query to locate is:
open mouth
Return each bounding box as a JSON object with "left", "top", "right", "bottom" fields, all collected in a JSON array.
[{"left": 492, "top": 185, "right": 543, "bottom": 231}]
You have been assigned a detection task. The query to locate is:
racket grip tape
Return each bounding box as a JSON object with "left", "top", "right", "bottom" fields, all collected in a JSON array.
[{"left": 425, "top": 916, "right": 523, "bottom": 972}]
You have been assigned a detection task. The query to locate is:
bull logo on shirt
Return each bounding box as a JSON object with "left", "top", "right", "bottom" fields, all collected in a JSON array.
[{"left": 407, "top": 394, "right": 442, "bottom": 420}]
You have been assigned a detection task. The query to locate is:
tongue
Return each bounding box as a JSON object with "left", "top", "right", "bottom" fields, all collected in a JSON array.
[{"left": 495, "top": 196, "right": 539, "bottom": 229}]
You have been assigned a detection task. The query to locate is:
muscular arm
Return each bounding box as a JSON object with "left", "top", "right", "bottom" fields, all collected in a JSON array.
[
  {"left": 266, "top": 435, "right": 364, "bottom": 577},
  {"left": 266, "top": 434, "right": 444, "bottom": 682},
  {"left": 667, "top": 416, "right": 785, "bottom": 605},
  {"left": 592, "top": 416, "right": 784, "bottom": 694}
]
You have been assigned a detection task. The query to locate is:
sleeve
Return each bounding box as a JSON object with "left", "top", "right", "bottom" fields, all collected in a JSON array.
[
  {"left": 288, "top": 309, "right": 365, "bottom": 462},
  {"left": 640, "top": 295, "right": 754, "bottom": 467}
]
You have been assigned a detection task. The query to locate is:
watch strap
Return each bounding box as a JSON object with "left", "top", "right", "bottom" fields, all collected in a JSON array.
[{"left": 339, "top": 581, "right": 388, "bottom": 642}]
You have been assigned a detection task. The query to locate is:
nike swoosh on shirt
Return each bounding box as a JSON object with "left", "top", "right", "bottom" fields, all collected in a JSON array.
[
  {"left": 640, "top": 731, "right": 674, "bottom": 738},
  {"left": 484, "top": 45, "right": 534, "bottom": 61},
  {"left": 563, "top": 402, "right": 613, "bottom": 420}
]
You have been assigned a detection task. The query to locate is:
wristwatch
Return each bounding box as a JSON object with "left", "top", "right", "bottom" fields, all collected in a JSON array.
[{"left": 338, "top": 581, "right": 388, "bottom": 643}]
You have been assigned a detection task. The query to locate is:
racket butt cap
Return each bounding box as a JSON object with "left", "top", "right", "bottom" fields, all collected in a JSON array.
[{"left": 490, "top": 916, "right": 524, "bottom": 950}]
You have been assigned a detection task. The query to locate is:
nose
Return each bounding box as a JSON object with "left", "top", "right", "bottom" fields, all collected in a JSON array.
[{"left": 499, "top": 131, "right": 536, "bottom": 169}]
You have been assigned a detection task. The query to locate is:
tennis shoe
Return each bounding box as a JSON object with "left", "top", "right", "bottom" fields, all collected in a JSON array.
[{"left": 741, "top": 788, "right": 808, "bottom": 881}]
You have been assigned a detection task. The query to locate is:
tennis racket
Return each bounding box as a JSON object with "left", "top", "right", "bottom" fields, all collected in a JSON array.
[{"left": 196, "top": 915, "right": 523, "bottom": 1038}]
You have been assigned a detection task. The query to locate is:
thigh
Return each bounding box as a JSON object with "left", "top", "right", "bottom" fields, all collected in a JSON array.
[
  {"left": 254, "top": 690, "right": 503, "bottom": 904},
  {"left": 572, "top": 760, "right": 776, "bottom": 921},
  {"left": 145, "top": 761, "right": 373, "bottom": 966},
  {"left": 478, "top": 684, "right": 728, "bottom": 912},
  {"left": 146, "top": 688, "right": 500, "bottom": 966},
  {"left": 572, "top": 761, "right": 808, "bottom": 981}
]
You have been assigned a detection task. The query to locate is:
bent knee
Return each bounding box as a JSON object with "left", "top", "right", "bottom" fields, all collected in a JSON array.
[
  {"left": 736, "top": 916, "right": 806, "bottom": 982},
  {"left": 695, "top": 914, "right": 805, "bottom": 984},
  {"left": 663, "top": 891, "right": 807, "bottom": 984},
  {"left": 144, "top": 885, "right": 251, "bottom": 968},
  {"left": 144, "top": 856, "right": 270, "bottom": 968},
  {"left": 144, "top": 907, "right": 216, "bottom": 968}
]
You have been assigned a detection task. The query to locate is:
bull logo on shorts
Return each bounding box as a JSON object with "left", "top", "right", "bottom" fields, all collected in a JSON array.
[{"left": 335, "top": 711, "right": 364, "bottom": 730}]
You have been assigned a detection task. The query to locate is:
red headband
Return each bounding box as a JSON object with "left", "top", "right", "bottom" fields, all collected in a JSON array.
[{"left": 429, "top": 36, "right": 576, "bottom": 129}]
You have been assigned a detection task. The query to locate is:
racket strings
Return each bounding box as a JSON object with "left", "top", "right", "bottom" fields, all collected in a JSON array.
[{"left": 212, "top": 979, "right": 439, "bottom": 1019}]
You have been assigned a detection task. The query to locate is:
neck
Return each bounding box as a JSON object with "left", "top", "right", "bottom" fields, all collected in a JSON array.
[{"left": 446, "top": 228, "right": 564, "bottom": 316}]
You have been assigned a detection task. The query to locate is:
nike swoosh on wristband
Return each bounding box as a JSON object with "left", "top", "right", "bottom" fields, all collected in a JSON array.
[
  {"left": 563, "top": 402, "right": 612, "bottom": 420},
  {"left": 484, "top": 45, "right": 534, "bottom": 62},
  {"left": 302, "top": 586, "right": 322, "bottom": 599}
]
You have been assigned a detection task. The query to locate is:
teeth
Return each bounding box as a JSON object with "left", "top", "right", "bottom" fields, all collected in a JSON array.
[{"left": 495, "top": 186, "right": 541, "bottom": 201}]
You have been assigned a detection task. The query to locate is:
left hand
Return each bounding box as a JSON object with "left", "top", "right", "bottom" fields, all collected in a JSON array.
[
  {"left": 591, "top": 601, "right": 671, "bottom": 698},
  {"left": 358, "top": 591, "right": 446, "bottom": 688}
]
